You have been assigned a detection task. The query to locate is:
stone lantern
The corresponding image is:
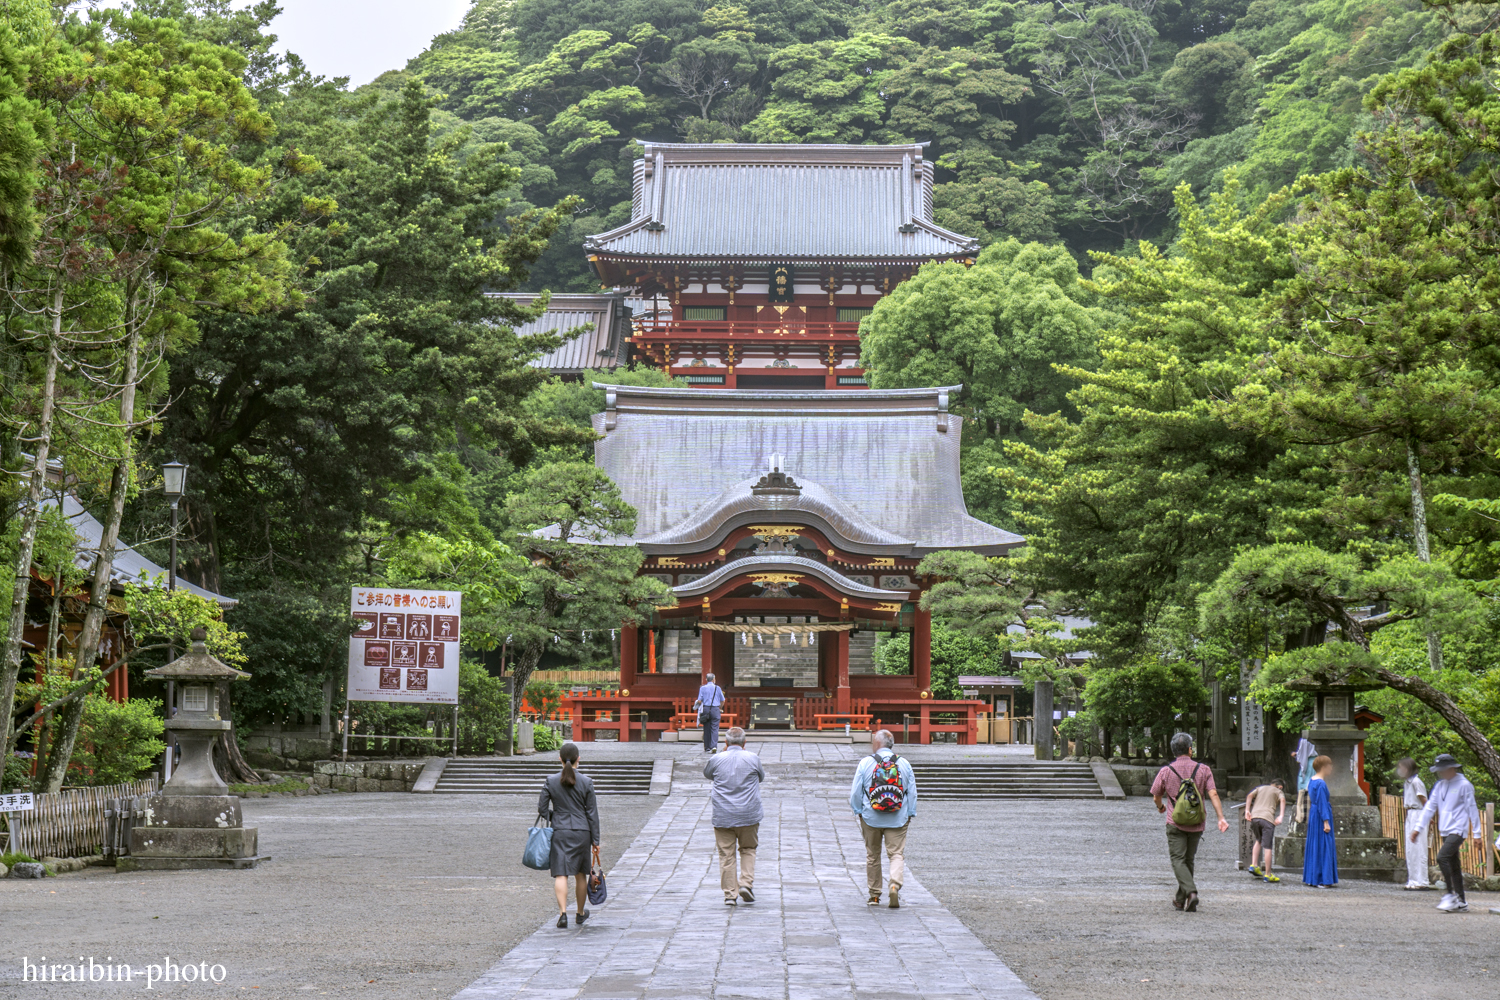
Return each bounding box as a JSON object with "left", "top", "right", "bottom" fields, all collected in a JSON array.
[
  {"left": 1275, "top": 659, "right": 1399, "bottom": 881},
  {"left": 118, "top": 629, "right": 264, "bottom": 871}
]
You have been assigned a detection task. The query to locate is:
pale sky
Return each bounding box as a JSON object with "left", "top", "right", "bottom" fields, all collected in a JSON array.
[{"left": 270, "top": 0, "right": 473, "bottom": 87}]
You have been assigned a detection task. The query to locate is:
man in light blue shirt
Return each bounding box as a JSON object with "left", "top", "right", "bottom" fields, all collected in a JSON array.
[
  {"left": 695, "top": 673, "right": 725, "bottom": 753},
  {"left": 704, "top": 727, "right": 765, "bottom": 905},
  {"left": 849, "top": 729, "right": 917, "bottom": 908}
]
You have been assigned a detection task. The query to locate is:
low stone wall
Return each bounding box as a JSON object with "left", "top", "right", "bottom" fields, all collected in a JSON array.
[
  {"left": 244, "top": 730, "right": 336, "bottom": 771},
  {"left": 1111, "top": 764, "right": 1232, "bottom": 797},
  {"left": 311, "top": 760, "right": 426, "bottom": 792}
]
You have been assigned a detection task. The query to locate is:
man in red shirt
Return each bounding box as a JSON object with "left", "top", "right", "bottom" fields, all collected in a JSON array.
[{"left": 1151, "top": 732, "right": 1230, "bottom": 912}]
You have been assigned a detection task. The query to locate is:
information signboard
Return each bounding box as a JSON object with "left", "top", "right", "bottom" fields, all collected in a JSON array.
[{"left": 347, "top": 588, "right": 461, "bottom": 705}]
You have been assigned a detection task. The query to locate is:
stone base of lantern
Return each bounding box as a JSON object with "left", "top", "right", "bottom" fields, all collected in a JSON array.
[
  {"left": 117, "top": 792, "right": 265, "bottom": 870},
  {"left": 1273, "top": 804, "right": 1402, "bottom": 882}
]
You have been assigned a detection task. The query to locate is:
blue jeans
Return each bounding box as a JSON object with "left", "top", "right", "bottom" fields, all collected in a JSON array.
[{"left": 701, "top": 706, "right": 721, "bottom": 752}]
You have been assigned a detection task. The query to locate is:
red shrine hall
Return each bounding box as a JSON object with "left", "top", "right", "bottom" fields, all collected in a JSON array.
[
  {"left": 566, "top": 385, "right": 1024, "bottom": 743},
  {"left": 571, "top": 141, "right": 979, "bottom": 390}
]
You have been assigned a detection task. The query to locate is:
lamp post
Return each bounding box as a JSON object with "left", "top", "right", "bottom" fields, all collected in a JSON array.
[
  {"left": 160, "top": 460, "right": 187, "bottom": 782},
  {"left": 161, "top": 460, "right": 187, "bottom": 592}
]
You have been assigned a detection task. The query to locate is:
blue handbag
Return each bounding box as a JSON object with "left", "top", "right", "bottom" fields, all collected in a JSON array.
[
  {"left": 523, "top": 812, "right": 553, "bottom": 871},
  {"left": 587, "top": 846, "right": 607, "bottom": 905}
]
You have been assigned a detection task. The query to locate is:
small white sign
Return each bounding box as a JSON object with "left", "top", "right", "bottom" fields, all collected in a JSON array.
[
  {"left": 1, "top": 791, "right": 35, "bottom": 812},
  {"left": 1242, "top": 697, "right": 1265, "bottom": 751}
]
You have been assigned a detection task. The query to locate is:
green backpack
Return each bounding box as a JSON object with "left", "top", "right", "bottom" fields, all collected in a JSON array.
[{"left": 1170, "top": 764, "right": 1206, "bottom": 827}]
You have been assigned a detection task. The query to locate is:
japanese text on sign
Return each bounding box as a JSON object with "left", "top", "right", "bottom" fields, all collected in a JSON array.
[{"left": 347, "top": 588, "right": 461, "bottom": 706}]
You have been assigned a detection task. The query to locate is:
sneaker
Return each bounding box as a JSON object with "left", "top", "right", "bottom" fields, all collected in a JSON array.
[
  {"left": 556, "top": 914, "right": 568, "bottom": 928},
  {"left": 1248, "top": 866, "right": 1263, "bottom": 878},
  {"left": 739, "top": 887, "right": 755, "bottom": 903},
  {"left": 1436, "top": 894, "right": 1457, "bottom": 911},
  {"left": 888, "top": 886, "right": 900, "bottom": 909},
  {"left": 724, "top": 896, "right": 737, "bottom": 906},
  {"left": 1262, "top": 873, "right": 1281, "bottom": 883},
  {"left": 868, "top": 892, "right": 881, "bottom": 906},
  {"left": 1172, "top": 896, "right": 1185, "bottom": 910},
  {"left": 1450, "top": 899, "right": 1469, "bottom": 912}
]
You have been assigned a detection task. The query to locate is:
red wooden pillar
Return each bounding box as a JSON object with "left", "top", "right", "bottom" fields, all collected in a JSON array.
[
  {"left": 701, "top": 628, "right": 715, "bottom": 684},
  {"left": 913, "top": 609, "right": 932, "bottom": 695},
  {"left": 620, "top": 625, "right": 638, "bottom": 691},
  {"left": 833, "top": 630, "right": 851, "bottom": 713}
]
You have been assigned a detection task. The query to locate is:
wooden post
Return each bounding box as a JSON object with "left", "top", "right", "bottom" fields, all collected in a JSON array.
[
  {"left": 1486, "top": 802, "right": 1495, "bottom": 879},
  {"left": 833, "top": 629, "right": 851, "bottom": 714},
  {"left": 913, "top": 610, "right": 932, "bottom": 694},
  {"left": 620, "top": 625, "right": 638, "bottom": 690},
  {"left": 700, "top": 627, "right": 714, "bottom": 683}
]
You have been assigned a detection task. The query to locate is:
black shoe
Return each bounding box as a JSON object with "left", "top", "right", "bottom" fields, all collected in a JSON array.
[
  {"left": 739, "top": 887, "right": 755, "bottom": 903},
  {"left": 575, "top": 909, "right": 589, "bottom": 926},
  {"left": 556, "top": 914, "right": 568, "bottom": 928},
  {"left": 1172, "top": 896, "right": 1184, "bottom": 910},
  {"left": 1184, "top": 892, "right": 1199, "bottom": 912}
]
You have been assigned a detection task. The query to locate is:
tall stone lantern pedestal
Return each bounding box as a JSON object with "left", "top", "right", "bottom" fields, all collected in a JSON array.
[
  {"left": 118, "top": 630, "right": 266, "bottom": 871},
  {"left": 1272, "top": 665, "right": 1400, "bottom": 882}
]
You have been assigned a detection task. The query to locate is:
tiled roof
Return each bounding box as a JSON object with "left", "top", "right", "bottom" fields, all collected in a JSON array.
[
  {"left": 53, "top": 495, "right": 236, "bottom": 607},
  {"left": 590, "top": 385, "right": 1023, "bottom": 555},
  {"left": 584, "top": 143, "right": 979, "bottom": 262},
  {"left": 494, "top": 293, "right": 628, "bottom": 374}
]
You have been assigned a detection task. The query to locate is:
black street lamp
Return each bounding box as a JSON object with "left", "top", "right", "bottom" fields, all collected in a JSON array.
[{"left": 161, "top": 460, "right": 187, "bottom": 592}]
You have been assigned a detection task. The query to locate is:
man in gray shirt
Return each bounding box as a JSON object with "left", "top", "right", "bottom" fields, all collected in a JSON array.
[{"left": 704, "top": 726, "right": 765, "bottom": 905}]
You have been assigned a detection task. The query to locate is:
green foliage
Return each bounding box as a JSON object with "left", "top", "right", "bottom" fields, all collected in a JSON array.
[
  {"left": 523, "top": 677, "right": 563, "bottom": 718},
  {"left": 532, "top": 721, "right": 563, "bottom": 752},
  {"left": 459, "top": 656, "right": 510, "bottom": 730},
  {"left": 70, "top": 696, "right": 166, "bottom": 786},
  {"left": 498, "top": 460, "right": 673, "bottom": 731},
  {"left": 873, "top": 619, "right": 1003, "bottom": 700},
  {"left": 1083, "top": 659, "right": 1208, "bottom": 738},
  {"left": 2, "top": 751, "right": 30, "bottom": 792},
  {"left": 861, "top": 239, "right": 1107, "bottom": 438},
  {"left": 225, "top": 589, "right": 350, "bottom": 727},
  {"left": 1, "top": 850, "right": 39, "bottom": 867}
]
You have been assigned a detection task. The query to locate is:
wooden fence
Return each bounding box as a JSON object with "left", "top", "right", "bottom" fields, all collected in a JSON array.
[
  {"left": 3, "top": 778, "right": 158, "bottom": 860},
  {"left": 1378, "top": 787, "right": 1496, "bottom": 879}
]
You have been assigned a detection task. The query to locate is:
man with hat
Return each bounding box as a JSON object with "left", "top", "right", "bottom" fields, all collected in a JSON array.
[{"left": 1410, "top": 753, "right": 1481, "bottom": 912}]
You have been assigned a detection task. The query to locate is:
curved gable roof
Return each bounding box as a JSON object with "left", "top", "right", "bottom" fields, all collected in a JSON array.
[{"left": 591, "top": 384, "right": 1023, "bottom": 555}]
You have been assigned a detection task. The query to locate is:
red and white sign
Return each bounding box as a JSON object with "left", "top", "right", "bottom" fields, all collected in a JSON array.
[{"left": 348, "top": 588, "right": 461, "bottom": 704}]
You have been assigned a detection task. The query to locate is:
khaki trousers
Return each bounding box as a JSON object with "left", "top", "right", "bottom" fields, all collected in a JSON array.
[
  {"left": 859, "top": 818, "right": 908, "bottom": 894},
  {"left": 715, "top": 824, "right": 758, "bottom": 896}
]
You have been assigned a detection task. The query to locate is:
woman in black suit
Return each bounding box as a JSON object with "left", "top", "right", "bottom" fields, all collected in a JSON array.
[{"left": 538, "top": 742, "right": 600, "bottom": 927}]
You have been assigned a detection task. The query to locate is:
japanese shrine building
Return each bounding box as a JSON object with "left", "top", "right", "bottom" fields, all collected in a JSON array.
[
  {"left": 570, "top": 384, "right": 1024, "bottom": 742},
  {"left": 521, "top": 142, "right": 978, "bottom": 388}
]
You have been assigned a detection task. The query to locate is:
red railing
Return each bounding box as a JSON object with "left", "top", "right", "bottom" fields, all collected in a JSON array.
[{"left": 632, "top": 319, "right": 863, "bottom": 340}]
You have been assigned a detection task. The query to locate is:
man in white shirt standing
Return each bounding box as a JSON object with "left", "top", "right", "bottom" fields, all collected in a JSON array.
[
  {"left": 1410, "top": 754, "right": 1481, "bottom": 912},
  {"left": 1396, "top": 758, "right": 1429, "bottom": 890}
]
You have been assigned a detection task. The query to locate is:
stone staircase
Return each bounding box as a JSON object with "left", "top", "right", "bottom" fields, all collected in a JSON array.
[
  {"left": 914, "top": 760, "right": 1105, "bottom": 800},
  {"left": 433, "top": 758, "right": 656, "bottom": 795}
]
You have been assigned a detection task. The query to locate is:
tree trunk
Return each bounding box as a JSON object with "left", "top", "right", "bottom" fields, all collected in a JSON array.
[
  {"left": 38, "top": 694, "right": 82, "bottom": 791},
  {"left": 1406, "top": 439, "right": 1444, "bottom": 672},
  {"left": 41, "top": 319, "right": 141, "bottom": 794},
  {"left": 1377, "top": 665, "right": 1500, "bottom": 792},
  {"left": 508, "top": 642, "right": 544, "bottom": 756},
  {"left": 1, "top": 314, "right": 60, "bottom": 756}
]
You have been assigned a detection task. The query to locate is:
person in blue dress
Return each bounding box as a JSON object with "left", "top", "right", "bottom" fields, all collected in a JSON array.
[{"left": 1303, "top": 755, "right": 1338, "bottom": 888}]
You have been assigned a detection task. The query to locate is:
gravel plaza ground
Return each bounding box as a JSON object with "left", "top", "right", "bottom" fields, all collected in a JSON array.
[{"left": 2, "top": 742, "right": 1496, "bottom": 999}]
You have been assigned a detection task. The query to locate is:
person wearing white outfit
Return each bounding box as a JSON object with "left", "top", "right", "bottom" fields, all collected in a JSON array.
[
  {"left": 1410, "top": 754, "right": 1481, "bottom": 912},
  {"left": 1397, "top": 758, "right": 1429, "bottom": 890}
]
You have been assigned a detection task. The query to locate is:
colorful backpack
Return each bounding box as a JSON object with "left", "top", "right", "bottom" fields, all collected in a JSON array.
[{"left": 866, "top": 753, "right": 907, "bottom": 812}]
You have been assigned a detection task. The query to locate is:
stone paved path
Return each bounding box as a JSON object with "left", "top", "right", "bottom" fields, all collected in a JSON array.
[{"left": 455, "top": 775, "right": 1040, "bottom": 1000}]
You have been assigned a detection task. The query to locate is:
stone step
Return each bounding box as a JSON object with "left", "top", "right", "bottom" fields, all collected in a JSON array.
[{"left": 434, "top": 759, "right": 655, "bottom": 795}]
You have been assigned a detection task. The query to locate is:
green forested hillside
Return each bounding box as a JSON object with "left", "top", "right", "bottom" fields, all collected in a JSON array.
[{"left": 408, "top": 0, "right": 1450, "bottom": 289}]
